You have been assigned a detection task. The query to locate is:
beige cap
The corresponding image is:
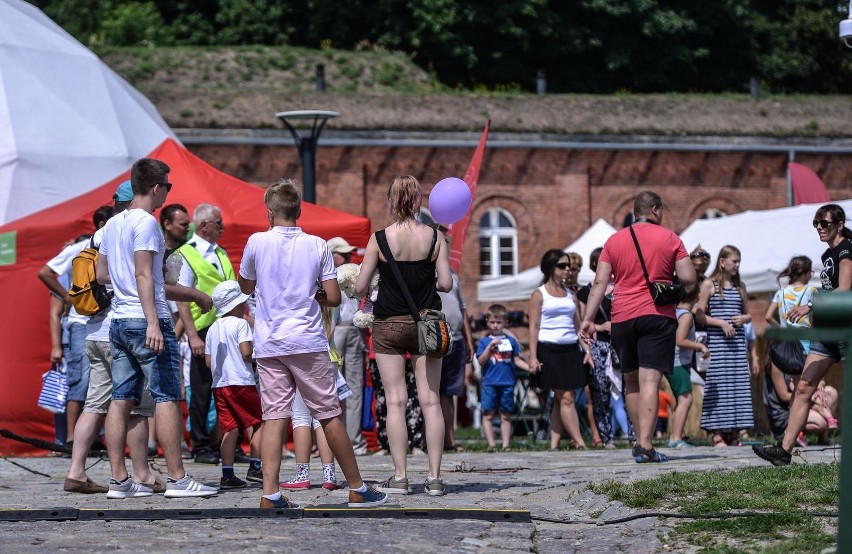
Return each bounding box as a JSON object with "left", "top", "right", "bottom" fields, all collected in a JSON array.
[{"left": 327, "top": 236, "right": 356, "bottom": 254}]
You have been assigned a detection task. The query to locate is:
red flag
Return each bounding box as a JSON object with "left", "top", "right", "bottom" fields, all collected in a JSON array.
[
  {"left": 447, "top": 120, "right": 490, "bottom": 270},
  {"left": 789, "top": 162, "right": 830, "bottom": 205}
]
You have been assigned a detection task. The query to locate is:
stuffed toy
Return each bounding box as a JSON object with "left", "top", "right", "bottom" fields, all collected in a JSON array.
[{"left": 335, "top": 263, "right": 380, "bottom": 328}]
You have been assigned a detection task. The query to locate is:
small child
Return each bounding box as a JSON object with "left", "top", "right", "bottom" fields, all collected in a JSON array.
[
  {"left": 475, "top": 304, "right": 529, "bottom": 452},
  {"left": 281, "top": 307, "right": 349, "bottom": 491},
  {"left": 204, "top": 280, "right": 264, "bottom": 489},
  {"left": 668, "top": 285, "right": 707, "bottom": 448},
  {"left": 655, "top": 386, "right": 674, "bottom": 439}
]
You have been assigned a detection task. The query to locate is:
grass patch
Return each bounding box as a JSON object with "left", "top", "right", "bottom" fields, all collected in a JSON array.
[{"left": 590, "top": 464, "right": 838, "bottom": 552}]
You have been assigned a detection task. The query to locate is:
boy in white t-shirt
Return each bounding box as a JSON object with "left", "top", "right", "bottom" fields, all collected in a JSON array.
[
  {"left": 238, "top": 179, "right": 386, "bottom": 509},
  {"left": 205, "top": 280, "right": 264, "bottom": 489}
]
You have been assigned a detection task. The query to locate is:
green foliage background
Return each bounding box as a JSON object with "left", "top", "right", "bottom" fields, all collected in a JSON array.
[{"left": 30, "top": 0, "right": 852, "bottom": 93}]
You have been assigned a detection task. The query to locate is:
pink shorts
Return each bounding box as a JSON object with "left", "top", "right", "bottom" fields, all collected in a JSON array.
[
  {"left": 255, "top": 351, "right": 342, "bottom": 422},
  {"left": 213, "top": 385, "right": 263, "bottom": 433}
]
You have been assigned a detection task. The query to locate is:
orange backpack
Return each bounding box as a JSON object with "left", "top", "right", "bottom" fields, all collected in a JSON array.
[{"left": 68, "top": 239, "right": 112, "bottom": 316}]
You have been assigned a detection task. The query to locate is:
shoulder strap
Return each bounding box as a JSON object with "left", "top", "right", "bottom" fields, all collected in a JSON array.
[
  {"left": 628, "top": 225, "right": 652, "bottom": 286},
  {"left": 375, "top": 230, "right": 422, "bottom": 322},
  {"left": 427, "top": 228, "right": 438, "bottom": 260}
]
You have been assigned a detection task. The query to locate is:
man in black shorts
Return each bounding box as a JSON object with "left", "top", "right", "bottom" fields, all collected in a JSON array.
[{"left": 579, "top": 192, "right": 695, "bottom": 463}]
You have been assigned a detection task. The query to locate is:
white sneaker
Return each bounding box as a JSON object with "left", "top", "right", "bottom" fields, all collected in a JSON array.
[
  {"left": 107, "top": 478, "right": 153, "bottom": 499},
  {"left": 164, "top": 474, "right": 219, "bottom": 498}
]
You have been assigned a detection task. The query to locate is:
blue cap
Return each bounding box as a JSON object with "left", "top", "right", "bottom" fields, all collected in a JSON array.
[{"left": 113, "top": 180, "right": 133, "bottom": 202}]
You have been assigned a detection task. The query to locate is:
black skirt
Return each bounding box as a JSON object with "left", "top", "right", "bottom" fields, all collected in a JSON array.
[{"left": 536, "top": 341, "right": 587, "bottom": 390}]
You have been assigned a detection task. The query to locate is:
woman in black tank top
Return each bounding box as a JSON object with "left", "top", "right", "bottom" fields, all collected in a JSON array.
[
  {"left": 754, "top": 203, "right": 852, "bottom": 465},
  {"left": 355, "top": 176, "right": 453, "bottom": 495}
]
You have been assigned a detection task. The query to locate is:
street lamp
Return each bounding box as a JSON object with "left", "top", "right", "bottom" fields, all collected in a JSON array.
[{"left": 275, "top": 110, "right": 340, "bottom": 204}]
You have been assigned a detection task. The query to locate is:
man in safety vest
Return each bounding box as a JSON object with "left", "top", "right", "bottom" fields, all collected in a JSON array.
[{"left": 176, "top": 203, "right": 233, "bottom": 465}]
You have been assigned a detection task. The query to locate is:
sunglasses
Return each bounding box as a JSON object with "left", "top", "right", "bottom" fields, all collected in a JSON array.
[
  {"left": 813, "top": 219, "right": 835, "bottom": 229},
  {"left": 690, "top": 252, "right": 710, "bottom": 260},
  {"left": 156, "top": 182, "right": 173, "bottom": 192},
  {"left": 555, "top": 262, "right": 580, "bottom": 271}
]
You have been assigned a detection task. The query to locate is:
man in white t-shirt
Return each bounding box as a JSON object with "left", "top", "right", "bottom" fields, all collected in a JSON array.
[
  {"left": 238, "top": 179, "right": 386, "bottom": 509},
  {"left": 38, "top": 205, "right": 114, "bottom": 444},
  {"left": 96, "top": 158, "right": 218, "bottom": 500}
]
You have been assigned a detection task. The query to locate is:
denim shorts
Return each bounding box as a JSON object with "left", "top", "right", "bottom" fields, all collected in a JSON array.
[
  {"left": 809, "top": 340, "right": 847, "bottom": 361},
  {"left": 481, "top": 383, "right": 515, "bottom": 414},
  {"left": 110, "top": 318, "right": 182, "bottom": 403},
  {"left": 84, "top": 341, "right": 155, "bottom": 417},
  {"left": 65, "top": 322, "right": 91, "bottom": 402}
]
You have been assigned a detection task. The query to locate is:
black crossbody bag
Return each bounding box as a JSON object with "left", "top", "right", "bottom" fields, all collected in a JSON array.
[{"left": 628, "top": 225, "right": 685, "bottom": 306}]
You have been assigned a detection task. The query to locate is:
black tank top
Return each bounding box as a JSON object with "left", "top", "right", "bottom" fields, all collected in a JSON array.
[{"left": 373, "top": 229, "right": 442, "bottom": 317}]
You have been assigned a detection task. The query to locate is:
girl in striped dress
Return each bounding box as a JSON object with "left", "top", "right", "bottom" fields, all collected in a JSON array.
[{"left": 695, "top": 245, "right": 754, "bottom": 446}]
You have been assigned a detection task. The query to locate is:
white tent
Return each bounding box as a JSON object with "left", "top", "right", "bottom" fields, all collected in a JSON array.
[
  {"left": 679, "top": 200, "right": 852, "bottom": 294},
  {"left": 477, "top": 218, "right": 617, "bottom": 302},
  {"left": 0, "top": 0, "right": 174, "bottom": 225}
]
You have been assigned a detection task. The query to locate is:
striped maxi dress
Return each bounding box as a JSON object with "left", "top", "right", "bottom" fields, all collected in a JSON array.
[{"left": 700, "top": 284, "right": 755, "bottom": 432}]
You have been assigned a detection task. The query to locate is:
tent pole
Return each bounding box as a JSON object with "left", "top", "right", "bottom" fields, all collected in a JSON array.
[{"left": 787, "top": 149, "right": 795, "bottom": 207}]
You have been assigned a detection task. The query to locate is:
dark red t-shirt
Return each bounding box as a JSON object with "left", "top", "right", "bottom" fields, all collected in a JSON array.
[{"left": 600, "top": 224, "right": 688, "bottom": 323}]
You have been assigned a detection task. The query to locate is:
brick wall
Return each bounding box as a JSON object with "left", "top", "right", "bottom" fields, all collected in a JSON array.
[{"left": 186, "top": 142, "right": 852, "bottom": 324}]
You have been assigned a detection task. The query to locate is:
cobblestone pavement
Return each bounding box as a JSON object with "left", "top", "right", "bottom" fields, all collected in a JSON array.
[{"left": 0, "top": 446, "right": 840, "bottom": 553}]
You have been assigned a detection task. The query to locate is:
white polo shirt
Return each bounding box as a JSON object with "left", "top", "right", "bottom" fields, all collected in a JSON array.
[{"left": 239, "top": 226, "right": 335, "bottom": 358}]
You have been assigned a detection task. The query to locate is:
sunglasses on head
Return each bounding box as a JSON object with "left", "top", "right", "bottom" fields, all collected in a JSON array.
[
  {"left": 690, "top": 252, "right": 710, "bottom": 260},
  {"left": 555, "top": 262, "right": 580, "bottom": 271},
  {"left": 813, "top": 219, "right": 835, "bottom": 229}
]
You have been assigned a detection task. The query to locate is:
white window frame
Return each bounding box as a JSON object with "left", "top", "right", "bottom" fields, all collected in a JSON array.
[{"left": 478, "top": 208, "right": 518, "bottom": 279}]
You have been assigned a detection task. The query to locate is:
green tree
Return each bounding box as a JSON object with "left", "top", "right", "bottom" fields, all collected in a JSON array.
[{"left": 101, "top": 2, "right": 170, "bottom": 46}]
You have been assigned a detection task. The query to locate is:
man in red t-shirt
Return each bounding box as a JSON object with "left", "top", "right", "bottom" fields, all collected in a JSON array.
[{"left": 580, "top": 191, "right": 695, "bottom": 463}]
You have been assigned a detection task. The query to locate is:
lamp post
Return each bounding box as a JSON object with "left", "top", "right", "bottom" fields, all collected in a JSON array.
[{"left": 275, "top": 110, "right": 340, "bottom": 204}]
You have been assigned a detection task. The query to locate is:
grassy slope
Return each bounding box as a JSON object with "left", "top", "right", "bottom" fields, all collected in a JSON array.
[{"left": 98, "top": 46, "right": 852, "bottom": 137}]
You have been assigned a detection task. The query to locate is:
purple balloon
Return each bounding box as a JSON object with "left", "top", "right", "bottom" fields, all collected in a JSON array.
[{"left": 429, "top": 177, "right": 471, "bottom": 225}]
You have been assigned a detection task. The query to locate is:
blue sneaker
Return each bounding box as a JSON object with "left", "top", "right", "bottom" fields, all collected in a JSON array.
[
  {"left": 259, "top": 495, "right": 299, "bottom": 509},
  {"left": 667, "top": 439, "right": 694, "bottom": 449},
  {"left": 632, "top": 445, "right": 669, "bottom": 463},
  {"left": 348, "top": 485, "right": 388, "bottom": 508}
]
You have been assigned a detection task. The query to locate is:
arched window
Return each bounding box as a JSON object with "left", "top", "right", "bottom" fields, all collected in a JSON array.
[
  {"left": 479, "top": 208, "right": 518, "bottom": 279},
  {"left": 700, "top": 208, "right": 727, "bottom": 219}
]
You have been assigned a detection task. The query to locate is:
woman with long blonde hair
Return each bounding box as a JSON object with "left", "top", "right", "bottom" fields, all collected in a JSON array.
[{"left": 695, "top": 245, "right": 753, "bottom": 446}]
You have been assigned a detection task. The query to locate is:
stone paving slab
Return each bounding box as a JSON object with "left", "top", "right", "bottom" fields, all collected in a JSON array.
[{"left": 0, "top": 446, "right": 840, "bottom": 553}]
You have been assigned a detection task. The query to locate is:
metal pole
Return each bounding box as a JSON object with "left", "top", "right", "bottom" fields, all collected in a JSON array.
[
  {"left": 839, "top": 345, "right": 852, "bottom": 553},
  {"left": 787, "top": 150, "right": 795, "bottom": 206},
  {"left": 299, "top": 136, "right": 316, "bottom": 204}
]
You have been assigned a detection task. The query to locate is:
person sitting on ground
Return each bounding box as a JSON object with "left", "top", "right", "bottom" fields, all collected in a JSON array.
[
  {"left": 476, "top": 304, "right": 530, "bottom": 452},
  {"left": 204, "top": 280, "right": 264, "bottom": 489}
]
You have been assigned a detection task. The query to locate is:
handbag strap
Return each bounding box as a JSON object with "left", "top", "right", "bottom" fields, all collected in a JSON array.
[
  {"left": 628, "top": 225, "right": 653, "bottom": 288},
  {"left": 375, "top": 229, "right": 423, "bottom": 323}
]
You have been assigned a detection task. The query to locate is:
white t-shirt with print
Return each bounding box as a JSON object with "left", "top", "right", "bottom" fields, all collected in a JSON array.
[
  {"left": 204, "top": 316, "right": 255, "bottom": 387},
  {"left": 239, "top": 226, "right": 335, "bottom": 358},
  {"left": 99, "top": 209, "right": 169, "bottom": 319}
]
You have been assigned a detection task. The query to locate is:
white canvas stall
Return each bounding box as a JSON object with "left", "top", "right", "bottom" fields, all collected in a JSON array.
[
  {"left": 0, "top": 0, "right": 174, "bottom": 224},
  {"left": 477, "top": 218, "right": 617, "bottom": 302},
  {"left": 679, "top": 200, "right": 852, "bottom": 294}
]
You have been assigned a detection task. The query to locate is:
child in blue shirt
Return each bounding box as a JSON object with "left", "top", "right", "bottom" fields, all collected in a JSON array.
[{"left": 475, "top": 304, "right": 529, "bottom": 452}]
